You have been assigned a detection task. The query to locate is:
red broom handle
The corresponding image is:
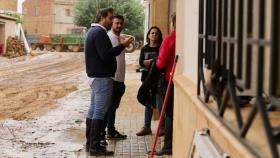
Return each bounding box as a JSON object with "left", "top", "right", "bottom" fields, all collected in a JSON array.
[{"left": 150, "top": 55, "right": 179, "bottom": 158}]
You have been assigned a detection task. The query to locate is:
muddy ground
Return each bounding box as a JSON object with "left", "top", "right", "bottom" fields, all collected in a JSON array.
[
  {"left": 0, "top": 53, "right": 84, "bottom": 120},
  {"left": 0, "top": 51, "right": 144, "bottom": 157}
]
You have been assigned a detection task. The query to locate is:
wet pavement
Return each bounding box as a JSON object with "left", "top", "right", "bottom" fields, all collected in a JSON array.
[
  {"left": 0, "top": 51, "right": 171, "bottom": 158},
  {"left": 85, "top": 71, "right": 166, "bottom": 158}
]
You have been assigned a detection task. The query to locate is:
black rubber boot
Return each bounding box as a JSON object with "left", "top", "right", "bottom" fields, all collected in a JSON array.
[
  {"left": 89, "top": 119, "right": 114, "bottom": 156},
  {"left": 100, "top": 131, "right": 108, "bottom": 146},
  {"left": 163, "top": 116, "right": 173, "bottom": 150},
  {"left": 85, "top": 118, "right": 91, "bottom": 152},
  {"left": 100, "top": 115, "right": 108, "bottom": 146}
]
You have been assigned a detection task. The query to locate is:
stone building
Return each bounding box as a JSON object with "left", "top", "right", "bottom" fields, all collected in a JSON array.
[
  {"left": 0, "top": 0, "right": 18, "bottom": 54},
  {"left": 22, "top": 0, "right": 78, "bottom": 35}
]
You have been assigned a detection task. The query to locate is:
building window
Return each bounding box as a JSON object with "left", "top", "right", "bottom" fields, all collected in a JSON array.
[
  {"left": 197, "top": 0, "right": 279, "bottom": 157},
  {"left": 34, "top": 6, "right": 39, "bottom": 16},
  {"left": 23, "top": 8, "right": 27, "bottom": 15},
  {"left": 66, "top": 9, "right": 71, "bottom": 16}
]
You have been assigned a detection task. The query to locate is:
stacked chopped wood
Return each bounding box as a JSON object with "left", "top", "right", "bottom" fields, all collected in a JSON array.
[{"left": 3, "top": 36, "right": 27, "bottom": 58}]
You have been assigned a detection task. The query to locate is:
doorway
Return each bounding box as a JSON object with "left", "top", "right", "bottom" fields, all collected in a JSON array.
[{"left": 0, "top": 22, "right": 5, "bottom": 54}]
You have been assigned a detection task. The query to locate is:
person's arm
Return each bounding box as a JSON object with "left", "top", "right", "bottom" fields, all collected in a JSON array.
[
  {"left": 156, "top": 38, "right": 171, "bottom": 69},
  {"left": 139, "top": 48, "right": 145, "bottom": 67},
  {"left": 94, "top": 30, "right": 125, "bottom": 61}
]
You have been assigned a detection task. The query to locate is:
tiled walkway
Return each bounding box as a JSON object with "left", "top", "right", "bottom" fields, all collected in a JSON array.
[{"left": 87, "top": 68, "right": 170, "bottom": 158}]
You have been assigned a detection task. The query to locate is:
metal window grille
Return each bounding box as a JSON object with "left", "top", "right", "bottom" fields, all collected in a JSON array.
[{"left": 197, "top": 0, "right": 280, "bottom": 157}]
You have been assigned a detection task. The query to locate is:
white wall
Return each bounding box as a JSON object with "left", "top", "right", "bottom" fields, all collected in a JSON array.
[
  {"left": 142, "top": 1, "right": 150, "bottom": 44},
  {"left": 176, "top": 0, "right": 199, "bottom": 84}
]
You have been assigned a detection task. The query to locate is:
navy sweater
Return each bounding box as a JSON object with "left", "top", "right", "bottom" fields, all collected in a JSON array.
[{"left": 85, "top": 26, "right": 125, "bottom": 77}]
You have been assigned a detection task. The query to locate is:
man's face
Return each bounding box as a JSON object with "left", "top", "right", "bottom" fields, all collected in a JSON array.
[
  {"left": 111, "top": 18, "right": 124, "bottom": 34},
  {"left": 103, "top": 12, "right": 114, "bottom": 30}
]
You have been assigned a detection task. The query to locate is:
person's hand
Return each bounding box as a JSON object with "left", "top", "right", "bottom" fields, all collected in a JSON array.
[
  {"left": 143, "top": 59, "right": 152, "bottom": 69},
  {"left": 119, "top": 36, "right": 134, "bottom": 47}
]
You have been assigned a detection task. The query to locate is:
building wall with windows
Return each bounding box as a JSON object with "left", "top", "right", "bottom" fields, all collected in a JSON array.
[
  {"left": 22, "top": 0, "right": 77, "bottom": 35},
  {"left": 22, "top": 0, "right": 54, "bottom": 34},
  {"left": 0, "top": 0, "right": 17, "bottom": 12},
  {"left": 53, "top": 0, "right": 76, "bottom": 34}
]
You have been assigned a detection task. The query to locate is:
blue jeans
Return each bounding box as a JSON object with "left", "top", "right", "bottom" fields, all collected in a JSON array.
[
  {"left": 144, "top": 94, "right": 163, "bottom": 128},
  {"left": 144, "top": 106, "right": 153, "bottom": 128},
  {"left": 87, "top": 78, "right": 113, "bottom": 120}
]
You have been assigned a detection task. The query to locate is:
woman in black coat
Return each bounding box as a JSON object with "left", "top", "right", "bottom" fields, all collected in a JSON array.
[{"left": 136, "top": 26, "right": 163, "bottom": 136}]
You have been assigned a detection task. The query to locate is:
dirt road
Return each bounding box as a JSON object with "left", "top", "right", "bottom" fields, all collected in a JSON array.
[
  {"left": 0, "top": 53, "right": 84, "bottom": 120},
  {"left": 0, "top": 51, "right": 161, "bottom": 158}
]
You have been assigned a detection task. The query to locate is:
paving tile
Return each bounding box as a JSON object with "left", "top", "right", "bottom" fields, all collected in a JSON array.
[{"left": 84, "top": 71, "right": 168, "bottom": 158}]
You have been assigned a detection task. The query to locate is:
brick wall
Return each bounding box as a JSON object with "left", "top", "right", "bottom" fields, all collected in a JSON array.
[
  {"left": 0, "top": 0, "right": 17, "bottom": 12},
  {"left": 22, "top": 0, "right": 78, "bottom": 35},
  {"left": 22, "top": 0, "right": 54, "bottom": 34}
]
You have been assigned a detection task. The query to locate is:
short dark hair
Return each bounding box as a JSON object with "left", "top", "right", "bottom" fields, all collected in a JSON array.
[
  {"left": 94, "top": 8, "right": 114, "bottom": 23},
  {"left": 113, "top": 15, "right": 124, "bottom": 21}
]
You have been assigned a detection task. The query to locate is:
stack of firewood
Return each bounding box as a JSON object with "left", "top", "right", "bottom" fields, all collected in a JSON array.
[{"left": 3, "top": 36, "right": 27, "bottom": 58}]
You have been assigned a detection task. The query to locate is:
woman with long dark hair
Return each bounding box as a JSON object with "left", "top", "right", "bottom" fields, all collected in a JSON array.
[{"left": 137, "top": 26, "right": 163, "bottom": 136}]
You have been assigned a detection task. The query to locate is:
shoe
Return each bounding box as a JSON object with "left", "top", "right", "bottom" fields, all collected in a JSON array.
[
  {"left": 136, "top": 127, "right": 152, "bottom": 136},
  {"left": 154, "top": 149, "right": 172, "bottom": 156},
  {"left": 100, "top": 132, "right": 108, "bottom": 146},
  {"left": 89, "top": 146, "right": 114, "bottom": 156},
  {"left": 107, "top": 130, "right": 127, "bottom": 140},
  {"left": 159, "top": 129, "right": 165, "bottom": 137}
]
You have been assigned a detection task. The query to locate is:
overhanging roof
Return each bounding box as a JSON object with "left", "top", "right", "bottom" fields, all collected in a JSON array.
[{"left": 0, "top": 14, "right": 17, "bottom": 21}]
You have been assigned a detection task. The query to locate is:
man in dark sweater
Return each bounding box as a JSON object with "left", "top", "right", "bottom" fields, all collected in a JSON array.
[{"left": 85, "top": 8, "right": 133, "bottom": 156}]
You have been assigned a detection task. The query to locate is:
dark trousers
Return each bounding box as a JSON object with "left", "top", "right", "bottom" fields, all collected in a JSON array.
[
  {"left": 104, "top": 81, "right": 125, "bottom": 134},
  {"left": 163, "top": 84, "right": 174, "bottom": 150}
]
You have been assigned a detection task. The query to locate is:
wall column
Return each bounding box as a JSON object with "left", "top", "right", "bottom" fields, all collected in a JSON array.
[{"left": 150, "top": 0, "right": 169, "bottom": 36}]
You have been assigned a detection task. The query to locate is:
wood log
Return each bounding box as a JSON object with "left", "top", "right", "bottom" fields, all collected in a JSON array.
[{"left": 3, "top": 36, "right": 27, "bottom": 58}]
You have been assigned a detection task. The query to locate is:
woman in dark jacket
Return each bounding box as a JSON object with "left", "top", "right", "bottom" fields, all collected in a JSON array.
[{"left": 136, "top": 26, "right": 163, "bottom": 136}]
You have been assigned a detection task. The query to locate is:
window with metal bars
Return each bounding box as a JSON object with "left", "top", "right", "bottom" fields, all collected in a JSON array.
[{"left": 197, "top": 0, "right": 279, "bottom": 157}]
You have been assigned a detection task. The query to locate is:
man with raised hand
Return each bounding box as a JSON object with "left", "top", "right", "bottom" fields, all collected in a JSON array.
[{"left": 85, "top": 8, "right": 133, "bottom": 156}]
